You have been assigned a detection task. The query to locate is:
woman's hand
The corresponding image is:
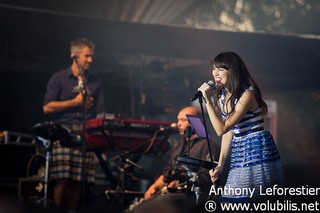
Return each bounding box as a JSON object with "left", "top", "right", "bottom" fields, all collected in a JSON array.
[
  {"left": 209, "top": 165, "right": 223, "bottom": 183},
  {"left": 198, "top": 82, "right": 214, "bottom": 103}
]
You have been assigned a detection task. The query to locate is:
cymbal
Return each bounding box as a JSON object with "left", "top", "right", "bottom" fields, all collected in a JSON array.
[{"left": 33, "top": 121, "right": 70, "bottom": 142}]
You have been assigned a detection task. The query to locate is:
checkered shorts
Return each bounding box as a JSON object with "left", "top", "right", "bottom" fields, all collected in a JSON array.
[{"left": 50, "top": 141, "right": 95, "bottom": 183}]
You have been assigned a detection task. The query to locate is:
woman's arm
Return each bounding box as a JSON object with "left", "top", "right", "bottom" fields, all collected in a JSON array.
[
  {"left": 199, "top": 83, "right": 256, "bottom": 136},
  {"left": 210, "top": 130, "right": 233, "bottom": 183}
]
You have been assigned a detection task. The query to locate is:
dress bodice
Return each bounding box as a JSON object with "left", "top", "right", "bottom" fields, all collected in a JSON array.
[{"left": 220, "top": 88, "right": 264, "bottom": 137}]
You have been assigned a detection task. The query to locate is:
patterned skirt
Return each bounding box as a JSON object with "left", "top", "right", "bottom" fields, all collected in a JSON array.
[
  {"left": 222, "top": 130, "right": 284, "bottom": 200},
  {"left": 50, "top": 141, "right": 95, "bottom": 183}
]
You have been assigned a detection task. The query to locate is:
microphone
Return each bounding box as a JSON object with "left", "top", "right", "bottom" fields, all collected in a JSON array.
[
  {"left": 125, "top": 158, "right": 144, "bottom": 171},
  {"left": 190, "top": 80, "right": 215, "bottom": 101},
  {"left": 72, "top": 79, "right": 84, "bottom": 93},
  {"left": 160, "top": 123, "right": 178, "bottom": 134},
  {"left": 71, "top": 54, "right": 79, "bottom": 59}
]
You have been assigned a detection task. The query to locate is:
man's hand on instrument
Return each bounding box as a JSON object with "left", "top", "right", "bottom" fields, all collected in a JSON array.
[{"left": 144, "top": 186, "right": 156, "bottom": 200}]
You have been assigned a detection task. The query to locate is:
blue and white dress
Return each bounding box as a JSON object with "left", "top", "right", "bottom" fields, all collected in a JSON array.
[{"left": 220, "top": 88, "right": 284, "bottom": 200}]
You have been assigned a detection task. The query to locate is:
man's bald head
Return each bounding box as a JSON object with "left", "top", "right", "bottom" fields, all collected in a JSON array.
[
  {"left": 179, "top": 106, "right": 199, "bottom": 117},
  {"left": 176, "top": 106, "right": 199, "bottom": 135}
]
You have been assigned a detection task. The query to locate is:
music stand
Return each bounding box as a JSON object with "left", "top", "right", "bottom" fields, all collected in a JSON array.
[
  {"left": 186, "top": 114, "right": 210, "bottom": 139},
  {"left": 184, "top": 115, "right": 215, "bottom": 205}
]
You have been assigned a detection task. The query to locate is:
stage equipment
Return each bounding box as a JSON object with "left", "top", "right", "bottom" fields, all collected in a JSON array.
[
  {"left": 32, "top": 121, "right": 71, "bottom": 209},
  {"left": 86, "top": 117, "right": 172, "bottom": 154},
  {"left": 190, "top": 81, "right": 216, "bottom": 170},
  {"left": 175, "top": 157, "right": 217, "bottom": 205},
  {"left": 85, "top": 117, "right": 174, "bottom": 211},
  {"left": 0, "top": 130, "right": 33, "bottom": 144},
  {"left": 176, "top": 156, "right": 218, "bottom": 170}
]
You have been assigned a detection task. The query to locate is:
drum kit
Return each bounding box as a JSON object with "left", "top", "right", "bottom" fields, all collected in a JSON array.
[{"left": 31, "top": 121, "right": 79, "bottom": 210}]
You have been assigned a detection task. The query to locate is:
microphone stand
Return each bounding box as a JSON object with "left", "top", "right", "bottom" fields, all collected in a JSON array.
[
  {"left": 184, "top": 126, "right": 192, "bottom": 209},
  {"left": 197, "top": 95, "right": 222, "bottom": 199},
  {"left": 189, "top": 94, "right": 215, "bottom": 207},
  {"left": 185, "top": 126, "right": 192, "bottom": 157},
  {"left": 197, "top": 95, "right": 214, "bottom": 165},
  {"left": 75, "top": 58, "right": 88, "bottom": 213}
]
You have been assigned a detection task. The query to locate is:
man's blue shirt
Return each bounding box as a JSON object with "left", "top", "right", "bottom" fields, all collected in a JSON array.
[{"left": 43, "top": 67, "right": 105, "bottom": 124}]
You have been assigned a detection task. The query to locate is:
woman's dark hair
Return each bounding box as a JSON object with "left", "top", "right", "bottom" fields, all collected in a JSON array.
[{"left": 210, "top": 51, "right": 268, "bottom": 116}]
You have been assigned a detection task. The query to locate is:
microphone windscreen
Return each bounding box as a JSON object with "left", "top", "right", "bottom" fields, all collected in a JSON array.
[
  {"left": 207, "top": 80, "right": 215, "bottom": 87},
  {"left": 170, "top": 123, "right": 177, "bottom": 128}
]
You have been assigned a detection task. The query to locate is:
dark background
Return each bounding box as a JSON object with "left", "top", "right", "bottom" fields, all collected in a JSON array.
[{"left": 0, "top": 1, "right": 320, "bottom": 211}]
